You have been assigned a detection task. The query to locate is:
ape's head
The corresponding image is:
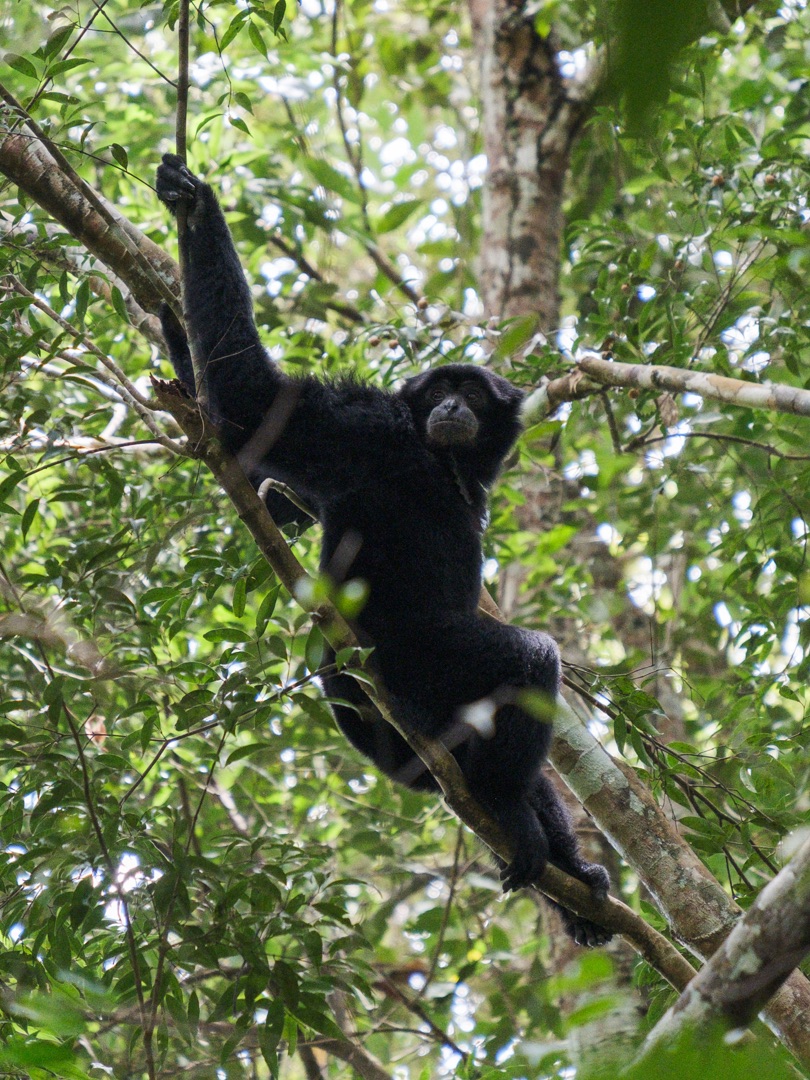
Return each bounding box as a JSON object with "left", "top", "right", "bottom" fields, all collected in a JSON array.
[{"left": 399, "top": 365, "right": 524, "bottom": 475}]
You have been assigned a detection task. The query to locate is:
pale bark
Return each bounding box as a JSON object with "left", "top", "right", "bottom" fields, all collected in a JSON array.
[
  {"left": 578, "top": 356, "right": 810, "bottom": 419},
  {"left": 638, "top": 835, "right": 810, "bottom": 1056},
  {"left": 465, "top": 14, "right": 636, "bottom": 1049},
  {"left": 552, "top": 693, "right": 810, "bottom": 1067}
]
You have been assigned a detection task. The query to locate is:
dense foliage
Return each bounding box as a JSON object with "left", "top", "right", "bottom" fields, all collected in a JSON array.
[{"left": 1, "top": 0, "right": 809, "bottom": 1076}]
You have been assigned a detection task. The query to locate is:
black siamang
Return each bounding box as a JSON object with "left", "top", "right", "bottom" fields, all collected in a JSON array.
[{"left": 156, "top": 155, "right": 612, "bottom": 946}]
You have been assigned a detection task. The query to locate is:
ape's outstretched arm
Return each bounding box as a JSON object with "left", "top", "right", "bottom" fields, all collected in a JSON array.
[{"left": 156, "top": 154, "right": 280, "bottom": 453}]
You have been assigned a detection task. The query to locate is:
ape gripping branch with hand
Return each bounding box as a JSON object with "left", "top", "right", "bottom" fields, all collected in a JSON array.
[
  {"left": 154, "top": 153, "right": 613, "bottom": 949},
  {"left": 152, "top": 154, "right": 699, "bottom": 980},
  {"left": 2, "top": 111, "right": 808, "bottom": 1052}
]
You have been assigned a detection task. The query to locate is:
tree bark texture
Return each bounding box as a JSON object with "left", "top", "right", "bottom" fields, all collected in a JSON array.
[
  {"left": 0, "top": 130, "right": 177, "bottom": 315},
  {"left": 639, "top": 835, "right": 810, "bottom": 1054},
  {"left": 469, "top": 0, "right": 584, "bottom": 326}
]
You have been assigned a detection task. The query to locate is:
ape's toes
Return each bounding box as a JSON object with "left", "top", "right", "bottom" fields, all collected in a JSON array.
[
  {"left": 499, "top": 851, "right": 546, "bottom": 893},
  {"left": 579, "top": 861, "right": 611, "bottom": 901}
]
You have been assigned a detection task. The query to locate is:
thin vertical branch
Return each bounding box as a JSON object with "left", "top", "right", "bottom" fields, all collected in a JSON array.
[
  {"left": 145, "top": 729, "right": 229, "bottom": 1064},
  {"left": 172, "top": 0, "right": 209, "bottom": 404},
  {"left": 175, "top": 0, "right": 189, "bottom": 164},
  {"left": 330, "top": 0, "right": 371, "bottom": 232}
]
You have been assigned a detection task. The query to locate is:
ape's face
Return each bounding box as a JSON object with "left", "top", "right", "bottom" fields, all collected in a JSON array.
[
  {"left": 421, "top": 377, "right": 486, "bottom": 446},
  {"left": 399, "top": 365, "right": 523, "bottom": 451}
]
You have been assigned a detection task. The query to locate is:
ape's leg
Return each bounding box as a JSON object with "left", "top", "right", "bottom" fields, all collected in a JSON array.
[
  {"left": 529, "top": 772, "right": 610, "bottom": 893},
  {"left": 322, "top": 667, "right": 439, "bottom": 792},
  {"left": 376, "top": 619, "right": 558, "bottom": 887},
  {"left": 529, "top": 772, "right": 612, "bottom": 946},
  {"left": 375, "top": 617, "right": 612, "bottom": 944}
]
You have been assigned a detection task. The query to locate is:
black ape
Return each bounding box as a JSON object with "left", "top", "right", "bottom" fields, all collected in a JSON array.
[{"left": 156, "top": 155, "right": 612, "bottom": 946}]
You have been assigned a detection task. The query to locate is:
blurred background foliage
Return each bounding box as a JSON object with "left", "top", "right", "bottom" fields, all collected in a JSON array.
[{"left": 1, "top": 0, "right": 810, "bottom": 1075}]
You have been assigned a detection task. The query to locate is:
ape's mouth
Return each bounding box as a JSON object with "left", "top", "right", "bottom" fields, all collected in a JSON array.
[{"left": 427, "top": 417, "right": 479, "bottom": 446}]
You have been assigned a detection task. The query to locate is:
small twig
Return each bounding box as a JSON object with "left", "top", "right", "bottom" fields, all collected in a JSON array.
[
  {"left": 6, "top": 278, "right": 183, "bottom": 453},
  {"left": 24, "top": 0, "right": 113, "bottom": 115},
  {"left": 375, "top": 975, "right": 468, "bottom": 1061},
  {"left": 563, "top": 672, "right": 776, "bottom": 826},
  {"left": 89, "top": 0, "right": 176, "bottom": 88},
  {"left": 172, "top": 1, "right": 209, "bottom": 407},
  {"left": 600, "top": 389, "right": 623, "bottom": 453},
  {"left": 640, "top": 428, "right": 810, "bottom": 462},
  {"left": 420, "top": 827, "right": 464, "bottom": 991},
  {"left": 362, "top": 237, "right": 424, "bottom": 307},
  {"left": 268, "top": 233, "right": 365, "bottom": 323},
  {"left": 146, "top": 726, "right": 229, "bottom": 1072},
  {"left": 257, "top": 476, "right": 316, "bottom": 520}
]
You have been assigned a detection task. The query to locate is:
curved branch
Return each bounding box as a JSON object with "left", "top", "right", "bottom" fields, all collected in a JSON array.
[
  {"left": 8, "top": 118, "right": 810, "bottom": 1064},
  {"left": 578, "top": 356, "right": 810, "bottom": 419},
  {"left": 638, "top": 835, "right": 810, "bottom": 1057}
]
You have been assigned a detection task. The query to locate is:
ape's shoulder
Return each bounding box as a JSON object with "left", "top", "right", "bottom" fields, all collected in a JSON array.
[{"left": 297, "top": 373, "right": 417, "bottom": 442}]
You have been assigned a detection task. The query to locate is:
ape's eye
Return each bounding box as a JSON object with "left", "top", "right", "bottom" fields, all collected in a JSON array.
[
  {"left": 460, "top": 381, "right": 485, "bottom": 406},
  {"left": 429, "top": 386, "right": 447, "bottom": 403}
]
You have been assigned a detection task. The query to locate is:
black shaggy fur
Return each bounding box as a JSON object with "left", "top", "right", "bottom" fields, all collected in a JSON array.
[{"left": 156, "top": 155, "right": 612, "bottom": 946}]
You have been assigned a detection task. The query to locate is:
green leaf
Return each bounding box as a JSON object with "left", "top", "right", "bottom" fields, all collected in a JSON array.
[
  {"left": 225, "top": 742, "right": 269, "bottom": 765},
  {"left": 232, "top": 577, "right": 246, "bottom": 618},
  {"left": 304, "top": 624, "right": 326, "bottom": 673},
  {"left": 140, "top": 585, "right": 181, "bottom": 607},
  {"left": 273, "top": 960, "right": 299, "bottom": 1007},
  {"left": 75, "top": 278, "right": 90, "bottom": 323},
  {"left": 0, "top": 1038, "right": 89, "bottom": 1078},
  {"left": 374, "top": 199, "right": 423, "bottom": 235},
  {"left": 219, "top": 12, "right": 248, "bottom": 50},
  {"left": 305, "top": 158, "right": 362, "bottom": 205},
  {"left": 42, "top": 24, "right": 73, "bottom": 58},
  {"left": 248, "top": 20, "right": 268, "bottom": 57},
  {"left": 230, "top": 116, "right": 252, "bottom": 136},
  {"left": 0, "top": 469, "right": 25, "bottom": 505},
  {"left": 110, "top": 143, "right": 129, "bottom": 170},
  {"left": 110, "top": 285, "right": 129, "bottom": 323},
  {"left": 256, "top": 586, "right": 279, "bottom": 636},
  {"left": 6, "top": 53, "right": 38, "bottom": 79},
  {"left": 47, "top": 57, "right": 91, "bottom": 77},
  {"left": 204, "top": 626, "right": 251, "bottom": 643},
  {"left": 493, "top": 314, "right": 539, "bottom": 359}
]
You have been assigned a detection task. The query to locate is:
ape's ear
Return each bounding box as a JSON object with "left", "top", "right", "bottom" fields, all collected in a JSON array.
[
  {"left": 476, "top": 368, "right": 525, "bottom": 408},
  {"left": 398, "top": 371, "right": 433, "bottom": 403}
]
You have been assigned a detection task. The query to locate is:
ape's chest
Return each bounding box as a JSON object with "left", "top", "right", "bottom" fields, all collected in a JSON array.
[{"left": 320, "top": 467, "right": 486, "bottom": 622}]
